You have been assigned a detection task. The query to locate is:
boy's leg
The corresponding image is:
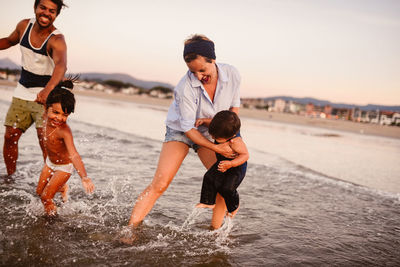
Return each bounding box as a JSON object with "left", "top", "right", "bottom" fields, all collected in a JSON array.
[
  {"left": 3, "top": 126, "right": 23, "bottom": 175},
  {"left": 211, "top": 194, "right": 227, "bottom": 229},
  {"left": 36, "top": 164, "right": 53, "bottom": 196},
  {"left": 220, "top": 171, "right": 241, "bottom": 216},
  {"left": 40, "top": 171, "right": 71, "bottom": 216},
  {"left": 198, "top": 164, "right": 219, "bottom": 209},
  {"left": 58, "top": 183, "right": 69, "bottom": 202},
  {"left": 197, "top": 147, "right": 227, "bottom": 229}
]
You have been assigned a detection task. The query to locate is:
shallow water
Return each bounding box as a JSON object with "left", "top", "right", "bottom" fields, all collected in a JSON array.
[{"left": 1, "top": 99, "right": 400, "bottom": 266}]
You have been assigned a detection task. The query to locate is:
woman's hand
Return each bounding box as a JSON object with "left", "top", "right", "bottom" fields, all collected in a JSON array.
[
  {"left": 214, "top": 141, "right": 237, "bottom": 159},
  {"left": 195, "top": 118, "right": 212, "bottom": 127}
]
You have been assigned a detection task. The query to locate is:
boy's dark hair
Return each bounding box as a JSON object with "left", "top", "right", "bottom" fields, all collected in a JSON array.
[
  {"left": 208, "top": 110, "right": 241, "bottom": 139},
  {"left": 46, "top": 79, "right": 75, "bottom": 114},
  {"left": 34, "top": 0, "right": 68, "bottom": 15}
]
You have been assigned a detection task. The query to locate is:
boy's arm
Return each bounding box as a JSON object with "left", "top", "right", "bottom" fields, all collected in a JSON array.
[
  {"left": 218, "top": 137, "right": 249, "bottom": 172},
  {"left": 0, "top": 19, "right": 27, "bottom": 50},
  {"left": 62, "top": 127, "right": 94, "bottom": 194},
  {"left": 36, "top": 34, "right": 67, "bottom": 103}
]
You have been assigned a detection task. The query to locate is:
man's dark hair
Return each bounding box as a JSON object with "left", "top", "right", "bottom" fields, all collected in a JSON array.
[
  {"left": 34, "top": 0, "right": 68, "bottom": 15},
  {"left": 46, "top": 79, "right": 75, "bottom": 114},
  {"left": 208, "top": 110, "right": 241, "bottom": 139}
]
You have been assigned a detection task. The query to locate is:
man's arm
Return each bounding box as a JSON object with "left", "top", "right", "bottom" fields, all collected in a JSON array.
[
  {"left": 0, "top": 20, "right": 28, "bottom": 50},
  {"left": 36, "top": 34, "right": 67, "bottom": 103}
]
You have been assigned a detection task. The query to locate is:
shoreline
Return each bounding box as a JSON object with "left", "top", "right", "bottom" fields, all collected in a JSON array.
[{"left": 1, "top": 81, "right": 399, "bottom": 139}]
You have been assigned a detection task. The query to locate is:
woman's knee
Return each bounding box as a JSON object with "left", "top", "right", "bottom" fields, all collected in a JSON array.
[{"left": 149, "top": 180, "right": 170, "bottom": 195}]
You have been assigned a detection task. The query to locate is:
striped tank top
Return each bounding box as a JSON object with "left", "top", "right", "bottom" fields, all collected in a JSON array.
[{"left": 13, "top": 18, "right": 62, "bottom": 101}]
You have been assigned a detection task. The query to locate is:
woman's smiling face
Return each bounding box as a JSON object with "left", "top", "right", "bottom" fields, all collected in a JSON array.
[{"left": 186, "top": 56, "right": 217, "bottom": 84}]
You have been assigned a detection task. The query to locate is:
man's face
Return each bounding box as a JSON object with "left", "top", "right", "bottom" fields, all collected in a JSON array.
[{"left": 34, "top": 0, "right": 58, "bottom": 28}]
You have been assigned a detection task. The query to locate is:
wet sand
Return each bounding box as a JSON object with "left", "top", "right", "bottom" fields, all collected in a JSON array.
[{"left": 1, "top": 80, "right": 399, "bottom": 139}]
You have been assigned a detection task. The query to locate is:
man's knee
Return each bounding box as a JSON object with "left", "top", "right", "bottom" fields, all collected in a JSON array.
[{"left": 4, "top": 127, "right": 22, "bottom": 143}]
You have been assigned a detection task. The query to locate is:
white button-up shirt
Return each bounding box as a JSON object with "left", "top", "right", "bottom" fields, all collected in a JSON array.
[{"left": 165, "top": 63, "right": 241, "bottom": 135}]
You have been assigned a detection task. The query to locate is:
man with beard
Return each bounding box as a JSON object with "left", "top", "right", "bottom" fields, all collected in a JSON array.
[{"left": 0, "top": 0, "right": 68, "bottom": 176}]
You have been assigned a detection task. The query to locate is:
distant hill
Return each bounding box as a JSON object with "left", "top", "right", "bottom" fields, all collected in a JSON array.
[
  {"left": 261, "top": 96, "right": 400, "bottom": 112},
  {"left": 0, "top": 58, "right": 174, "bottom": 90},
  {"left": 0, "top": 58, "right": 20, "bottom": 69},
  {"left": 78, "top": 72, "right": 174, "bottom": 90}
]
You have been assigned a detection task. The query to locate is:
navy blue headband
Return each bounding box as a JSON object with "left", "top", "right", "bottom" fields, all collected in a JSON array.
[{"left": 183, "top": 40, "right": 216, "bottom": 60}]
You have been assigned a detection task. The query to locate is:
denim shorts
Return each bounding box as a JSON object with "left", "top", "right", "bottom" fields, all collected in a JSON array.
[{"left": 164, "top": 126, "right": 200, "bottom": 152}]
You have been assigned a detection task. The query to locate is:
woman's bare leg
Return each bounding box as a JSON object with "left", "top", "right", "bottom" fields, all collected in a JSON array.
[
  {"left": 197, "top": 147, "right": 227, "bottom": 229},
  {"left": 128, "top": 141, "right": 189, "bottom": 227}
]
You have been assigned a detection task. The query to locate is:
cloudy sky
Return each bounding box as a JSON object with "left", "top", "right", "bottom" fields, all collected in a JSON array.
[{"left": 1, "top": 0, "right": 399, "bottom": 105}]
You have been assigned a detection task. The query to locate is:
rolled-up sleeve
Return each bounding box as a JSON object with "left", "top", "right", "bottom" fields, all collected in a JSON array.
[
  {"left": 230, "top": 66, "right": 241, "bottom": 107},
  {"left": 177, "top": 85, "right": 198, "bottom": 133}
]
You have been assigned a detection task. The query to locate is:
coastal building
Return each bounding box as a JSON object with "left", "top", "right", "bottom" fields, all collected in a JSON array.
[
  {"left": 324, "top": 105, "right": 333, "bottom": 118},
  {"left": 121, "top": 87, "right": 140, "bottom": 95},
  {"left": 368, "top": 110, "right": 380, "bottom": 124},
  {"left": 331, "top": 108, "right": 352, "bottom": 120},
  {"left": 272, "top": 98, "right": 286, "bottom": 113}
]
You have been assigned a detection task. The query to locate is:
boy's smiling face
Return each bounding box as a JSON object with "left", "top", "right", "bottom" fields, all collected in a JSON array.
[{"left": 46, "top": 103, "right": 69, "bottom": 127}]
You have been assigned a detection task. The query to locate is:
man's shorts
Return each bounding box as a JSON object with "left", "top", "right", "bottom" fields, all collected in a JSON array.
[
  {"left": 4, "top": 97, "right": 45, "bottom": 132},
  {"left": 164, "top": 126, "right": 200, "bottom": 152}
]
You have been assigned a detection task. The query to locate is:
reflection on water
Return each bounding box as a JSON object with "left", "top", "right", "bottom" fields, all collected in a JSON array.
[{"left": 1, "top": 110, "right": 400, "bottom": 265}]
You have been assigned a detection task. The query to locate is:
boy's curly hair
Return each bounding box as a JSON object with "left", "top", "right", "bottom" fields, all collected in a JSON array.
[{"left": 46, "top": 75, "right": 78, "bottom": 114}]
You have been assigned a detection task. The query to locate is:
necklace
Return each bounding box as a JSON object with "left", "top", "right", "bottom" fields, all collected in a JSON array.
[{"left": 44, "top": 126, "right": 58, "bottom": 142}]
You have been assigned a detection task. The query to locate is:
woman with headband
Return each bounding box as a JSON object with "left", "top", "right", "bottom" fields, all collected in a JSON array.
[{"left": 127, "top": 34, "right": 242, "bottom": 232}]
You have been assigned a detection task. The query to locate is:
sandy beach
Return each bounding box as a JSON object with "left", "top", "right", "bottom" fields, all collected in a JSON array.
[
  {"left": 0, "top": 80, "right": 399, "bottom": 139},
  {"left": 73, "top": 89, "right": 400, "bottom": 139}
]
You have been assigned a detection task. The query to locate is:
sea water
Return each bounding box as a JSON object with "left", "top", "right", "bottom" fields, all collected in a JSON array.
[{"left": 0, "top": 95, "right": 400, "bottom": 266}]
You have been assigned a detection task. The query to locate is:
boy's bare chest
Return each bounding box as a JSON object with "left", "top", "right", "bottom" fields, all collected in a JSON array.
[{"left": 45, "top": 135, "right": 66, "bottom": 153}]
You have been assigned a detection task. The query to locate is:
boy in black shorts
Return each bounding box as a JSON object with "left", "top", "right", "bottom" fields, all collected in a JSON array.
[{"left": 196, "top": 110, "right": 249, "bottom": 218}]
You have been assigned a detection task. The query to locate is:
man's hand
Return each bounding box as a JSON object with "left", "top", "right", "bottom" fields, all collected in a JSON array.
[{"left": 35, "top": 89, "right": 51, "bottom": 104}]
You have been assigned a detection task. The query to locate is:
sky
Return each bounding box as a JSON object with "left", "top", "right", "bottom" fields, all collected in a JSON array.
[{"left": 1, "top": 0, "right": 399, "bottom": 106}]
